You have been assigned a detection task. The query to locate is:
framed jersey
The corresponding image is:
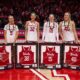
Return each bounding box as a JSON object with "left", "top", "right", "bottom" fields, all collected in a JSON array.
[
  {"left": 15, "top": 43, "right": 38, "bottom": 69},
  {"left": 0, "top": 44, "right": 13, "bottom": 70},
  {"left": 63, "top": 44, "right": 80, "bottom": 70},
  {"left": 39, "top": 43, "right": 62, "bottom": 69}
]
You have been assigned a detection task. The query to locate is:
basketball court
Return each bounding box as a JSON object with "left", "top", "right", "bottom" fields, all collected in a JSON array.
[
  {"left": 0, "top": 68, "right": 80, "bottom": 80},
  {"left": 0, "top": 32, "right": 80, "bottom": 80}
]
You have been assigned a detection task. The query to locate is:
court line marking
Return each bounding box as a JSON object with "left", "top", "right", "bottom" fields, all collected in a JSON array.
[
  {"left": 30, "top": 69, "right": 48, "bottom": 80},
  {"left": 34, "top": 69, "right": 49, "bottom": 80},
  {"left": 52, "top": 70, "right": 70, "bottom": 80},
  {"left": 51, "top": 70, "right": 66, "bottom": 80}
]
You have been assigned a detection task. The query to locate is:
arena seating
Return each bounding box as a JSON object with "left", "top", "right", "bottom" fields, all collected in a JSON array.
[{"left": 0, "top": 0, "right": 80, "bottom": 28}]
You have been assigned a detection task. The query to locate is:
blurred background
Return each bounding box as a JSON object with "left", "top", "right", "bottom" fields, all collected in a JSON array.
[{"left": 0, "top": 0, "right": 80, "bottom": 29}]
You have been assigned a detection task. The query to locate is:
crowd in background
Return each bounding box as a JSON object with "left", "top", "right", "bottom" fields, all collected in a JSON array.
[{"left": 0, "top": 0, "right": 80, "bottom": 29}]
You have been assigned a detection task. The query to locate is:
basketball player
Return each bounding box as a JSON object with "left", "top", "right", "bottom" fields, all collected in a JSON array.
[
  {"left": 4, "top": 15, "right": 19, "bottom": 43},
  {"left": 25, "top": 13, "right": 39, "bottom": 42},
  {"left": 42, "top": 14, "right": 59, "bottom": 42},
  {"left": 59, "top": 12, "right": 79, "bottom": 43}
]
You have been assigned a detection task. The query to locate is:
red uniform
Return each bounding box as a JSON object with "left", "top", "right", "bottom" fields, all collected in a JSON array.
[
  {"left": 43, "top": 46, "right": 58, "bottom": 65},
  {"left": 19, "top": 46, "right": 34, "bottom": 64},
  {"left": 65, "top": 47, "right": 80, "bottom": 66},
  {"left": 0, "top": 46, "right": 9, "bottom": 66}
]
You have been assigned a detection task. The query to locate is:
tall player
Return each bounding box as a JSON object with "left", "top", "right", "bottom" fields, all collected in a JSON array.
[
  {"left": 4, "top": 15, "right": 19, "bottom": 43},
  {"left": 42, "top": 14, "right": 59, "bottom": 42},
  {"left": 25, "top": 13, "right": 39, "bottom": 42},
  {"left": 59, "top": 12, "right": 79, "bottom": 43}
]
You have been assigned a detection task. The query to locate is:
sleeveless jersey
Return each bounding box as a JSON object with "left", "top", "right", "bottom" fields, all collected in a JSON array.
[
  {"left": 4, "top": 24, "right": 19, "bottom": 43},
  {"left": 26, "top": 21, "right": 38, "bottom": 42},
  {"left": 0, "top": 46, "right": 9, "bottom": 66},
  {"left": 62, "top": 21, "right": 75, "bottom": 42},
  {"left": 65, "top": 47, "right": 80, "bottom": 66},
  {"left": 19, "top": 46, "right": 34, "bottom": 64},
  {"left": 42, "top": 22, "right": 59, "bottom": 42},
  {"left": 43, "top": 46, "right": 58, "bottom": 65}
]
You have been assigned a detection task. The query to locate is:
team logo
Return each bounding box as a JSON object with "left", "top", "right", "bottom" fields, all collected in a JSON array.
[
  {"left": 49, "top": 26, "right": 54, "bottom": 33},
  {"left": 64, "top": 26, "right": 70, "bottom": 31},
  {"left": 30, "top": 27, "right": 35, "bottom": 32},
  {"left": 9, "top": 25, "right": 15, "bottom": 35}
]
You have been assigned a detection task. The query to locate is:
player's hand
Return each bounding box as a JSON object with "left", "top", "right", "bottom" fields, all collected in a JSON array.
[
  {"left": 61, "top": 37, "right": 65, "bottom": 43},
  {"left": 13, "top": 43, "right": 15, "bottom": 46},
  {"left": 61, "top": 39, "right": 64, "bottom": 43},
  {"left": 75, "top": 40, "right": 79, "bottom": 44},
  {"left": 37, "top": 39, "right": 39, "bottom": 43},
  {"left": 24, "top": 40, "right": 27, "bottom": 43},
  {"left": 13, "top": 41, "right": 16, "bottom": 46},
  {"left": 14, "top": 39, "right": 17, "bottom": 43},
  {"left": 14, "top": 41, "right": 16, "bottom": 44},
  {"left": 4, "top": 41, "right": 7, "bottom": 44}
]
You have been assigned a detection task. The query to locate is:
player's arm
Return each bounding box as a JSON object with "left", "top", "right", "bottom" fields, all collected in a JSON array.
[
  {"left": 56, "top": 23, "right": 59, "bottom": 42},
  {"left": 25, "top": 21, "right": 28, "bottom": 42},
  {"left": 4, "top": 30, "right": 7, "bottom": 43},
  {"left": 4, "top": 25, "right": 7, "bottom": 43},
  {"left": 14, "top": 26, "right": 19, "bottom": 43},
  {"left": 72, "top": 21, "right": 79, "bottom": 43},
  {"left": 42, "top": 22, "right": 47, "bottom": 41},
  {"left": 59, "top": 22, "right": 64, "bottom": 42},
  {"left": 37, "top": 22, "right": 40, "bottom": 42}
]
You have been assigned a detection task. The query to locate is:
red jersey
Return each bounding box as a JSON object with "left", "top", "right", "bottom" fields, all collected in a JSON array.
[
  {"left": 43, "top": 46, "right": 58, "bottom": 65},
  {"left": 65, "top": 47, "right": 80, "bottom": 66},
  {"left": 0, "top": 46, "right": 9, "bottom": 66},
  {"left": 19, "top": 46, "right": 34, "bottom": 64}
]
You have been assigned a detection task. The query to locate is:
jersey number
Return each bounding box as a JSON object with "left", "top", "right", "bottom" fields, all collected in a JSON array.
[
  {"left": 30, "top": 27, "right": 35, "bottom": 31},
  {"left": 24, "top": 56, "right": 30, "bottom": 61}
]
